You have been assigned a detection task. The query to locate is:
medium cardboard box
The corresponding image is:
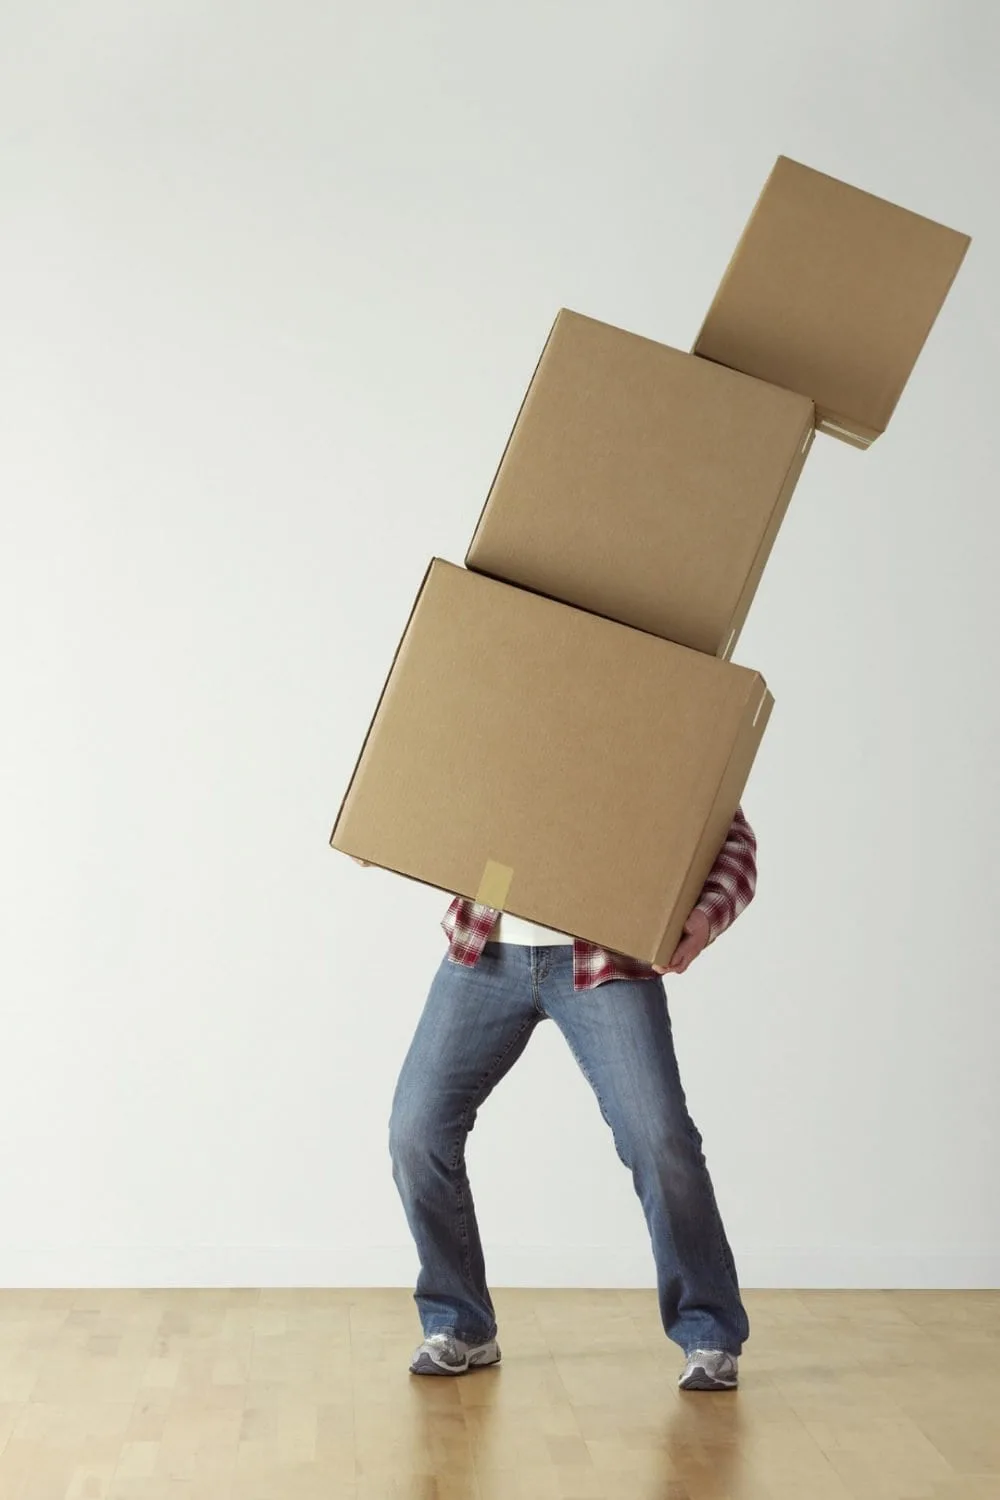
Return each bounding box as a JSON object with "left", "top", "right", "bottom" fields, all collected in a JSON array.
[
  {"left": 330, "top": 560, "right": 773, "bottom": 966},
  {"left": 466, "top": 309, "right": 814, "bottom": 659},
  {"left": 693, "top": 155, "right": 971, "bottom": 448}
]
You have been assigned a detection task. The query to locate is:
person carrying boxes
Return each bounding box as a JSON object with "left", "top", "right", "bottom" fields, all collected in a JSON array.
[{"left": 336, "top": 158, "right": 969, "bottom": 1394}]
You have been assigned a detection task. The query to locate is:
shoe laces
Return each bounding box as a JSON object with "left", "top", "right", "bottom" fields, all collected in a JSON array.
[{"left": 426, "top": 1333, "right": 459, "bottom": 1352}]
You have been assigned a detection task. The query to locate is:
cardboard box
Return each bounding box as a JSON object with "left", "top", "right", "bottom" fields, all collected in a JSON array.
[
  {"left": 693, "top": 156, "right": 971, "bottom": 448},
  {"left": 466, "top": 309, "right": 814, "bottom": 658},
  {"left": 330, "top": 560, "right": 773, "bottom": 966}
]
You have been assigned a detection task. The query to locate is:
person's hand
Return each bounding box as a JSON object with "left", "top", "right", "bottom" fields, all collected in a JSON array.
[
  {"left": 351, "top": 857, "right": 372, "bottom": 868},
  {"left": 653, "top": 909, "right": 711, "bottom": 976}
]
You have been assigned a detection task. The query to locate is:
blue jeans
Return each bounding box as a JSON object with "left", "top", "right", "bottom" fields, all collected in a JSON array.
[{"left": 389, "top": 943, "right": 749, "bottom": 1357}]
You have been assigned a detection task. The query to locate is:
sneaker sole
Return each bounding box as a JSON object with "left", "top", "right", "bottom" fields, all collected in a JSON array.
[
  {"left": 410, "top": 1343, "right": 502, "bottom": 1377},
  {"left": 679, "top": 1370, "right": 738, "bottom": 1391}
]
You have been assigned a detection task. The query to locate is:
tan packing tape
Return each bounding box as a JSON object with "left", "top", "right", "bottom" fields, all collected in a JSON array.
[{"left": 475, "top": 859, "right": 514, "bottom": 909}]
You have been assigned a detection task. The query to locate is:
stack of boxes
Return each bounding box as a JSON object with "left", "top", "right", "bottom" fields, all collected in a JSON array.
[{"left": 331, "top": 157, "right": 969, "bottom": 966}]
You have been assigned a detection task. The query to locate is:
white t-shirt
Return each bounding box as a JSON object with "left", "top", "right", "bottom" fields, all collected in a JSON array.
[{"left": 487, "top": 911, "right": 573, "bottom": 945}]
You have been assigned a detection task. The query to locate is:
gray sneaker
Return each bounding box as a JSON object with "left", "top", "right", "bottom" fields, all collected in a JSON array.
[
  {"left": 409, "top": 1332, "right": 502, "bottom": 1376},
  {"left": 679, "top": 1348, "right": 739, "bottom": 1391}
]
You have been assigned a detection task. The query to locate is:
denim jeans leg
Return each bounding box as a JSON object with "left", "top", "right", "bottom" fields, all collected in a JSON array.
[
  {"left": 543, "top": 953, "right": 750, "bottom": 1357},
  {"left": 389, "top": 945, "right": 539, "bottom": 1344}
]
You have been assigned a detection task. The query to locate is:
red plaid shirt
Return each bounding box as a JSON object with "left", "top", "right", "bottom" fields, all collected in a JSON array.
[{"left": 441, "top": 807, "right": 757, "bottom": 990}]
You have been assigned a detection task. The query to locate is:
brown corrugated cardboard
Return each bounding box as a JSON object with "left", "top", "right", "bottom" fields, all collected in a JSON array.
[
  {"left": 694, "top": 156, "right": 970, "bottom": 447},
  {"left": 466, "top": 309, "right": 814, "bottom": 658},
  {"left": 330, "top": 560, "right": 773, "bottom": 966}
]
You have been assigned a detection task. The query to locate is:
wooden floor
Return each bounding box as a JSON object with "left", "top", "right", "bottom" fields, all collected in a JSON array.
[{"left": 0, "top": 1288, "right": 996, "bottom": 1500}]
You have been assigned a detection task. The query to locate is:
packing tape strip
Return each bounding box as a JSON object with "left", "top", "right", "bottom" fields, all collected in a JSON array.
[
  {"left": 476, "top": 859, "right": 513, "bottom": 909},
  {"left": 817, "top": 417, "right": 873, "bottom": 448},
  {"left": 753, "top": 688, "right": 769, "bottom": 727}
]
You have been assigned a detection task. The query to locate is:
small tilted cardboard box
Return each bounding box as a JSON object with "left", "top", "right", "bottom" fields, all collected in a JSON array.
[{"left": 694, "top": 156, "right": 970, "bottom": 447}]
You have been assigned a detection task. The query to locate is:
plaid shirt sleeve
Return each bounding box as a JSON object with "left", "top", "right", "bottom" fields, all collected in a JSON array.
[{"left": 691, "top": 804, "right": 757, "bottom": 943}]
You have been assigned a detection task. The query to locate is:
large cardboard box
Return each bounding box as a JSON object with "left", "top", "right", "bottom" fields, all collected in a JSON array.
[
  {"left": 693, "top": 156, "right": 971, "bottom": 448},
  {"left": 330, "top": 561, "right": 773, "bottom": 966},
  {"left": 466, "top": 309, "right": 814, "bottom": 659}
]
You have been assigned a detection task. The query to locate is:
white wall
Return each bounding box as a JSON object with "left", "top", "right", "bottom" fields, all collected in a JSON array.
[{"left": 1, "top": 0, "right": 997, "bottom": 1290}]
